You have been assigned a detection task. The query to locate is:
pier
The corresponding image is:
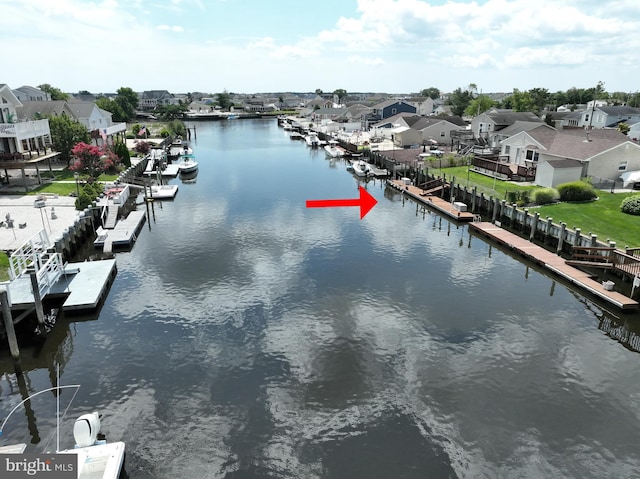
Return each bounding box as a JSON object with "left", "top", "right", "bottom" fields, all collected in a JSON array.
[
  {"left": 469, "top": 221, "right": 639, "bottom": 310},
  {"left": 387, "top": 178, "right": 476, "bottom": 222}
]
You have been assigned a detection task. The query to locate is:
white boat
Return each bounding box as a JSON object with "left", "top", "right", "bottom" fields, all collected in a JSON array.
[
  {"left": 0, "top": 382, "right": 126, "bottom": 479},
  {"left": 324, "top": 141, "right": 343, "bottom": 158},
  {"left": 352, "top": 160, "right": 374, "bottom": 177},
  {"left": 174, "top": 154, "right": 198, "bottom": 174},
  {"left": 58, "top": 412, "right": 126, "bottom": 479},
  {"left": 304, "top": 133, "right": 320, "bottom": 147}
]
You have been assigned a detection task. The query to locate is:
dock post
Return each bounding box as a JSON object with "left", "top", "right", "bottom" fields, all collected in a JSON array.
[
  {"left": 500, "top": 200, "right": 507, "bottom": 224},
  {"left": 545, "top": 217, "right": 553, "bottom": 244},
  {"left": 491, "top": 196, "right": 498, "bottom": 223},
  {"left": 591, "top": 234, "right": 598, "bottom": 247},
  {"left": 557, "top": 222, "right": 566, "bottom": 254},
  {"left": 574, "top": 228, "right": 582, "bottom": 247},
  {"left": 530, "top": 212, "right": 539, "bottom": 241},
  {"left": 471, "top": 187, "right": 477, "bottom": 213},
  {"left": 29, "top": 272, "right": 47, "bottom": 336},
  {"left": 1, "top": 288, "right": 22, "bottom": 373}
]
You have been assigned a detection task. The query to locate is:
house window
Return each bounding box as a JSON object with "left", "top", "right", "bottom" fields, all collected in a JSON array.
[
  {"left": 525, "top": 150, "right": 539, "bottom": 162},
  {"left": 440, "top": 131, "right": 445, "bottom": 137},
  {"left": 585, "top": 114, "right": 589, "bottom": 122},
  {"left": 391, "top": 108, "right": 397, "bottom": 115},
  {"left": 619, "top": 161, "right": 628, "bottom": 171},
  {"left": 505, "top": 145, "right": 511, "bottom": 155}
]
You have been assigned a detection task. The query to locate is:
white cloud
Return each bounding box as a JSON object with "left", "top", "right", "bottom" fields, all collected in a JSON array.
[{"left": 156, "top": 24, "right": 185, "bottom": 32}]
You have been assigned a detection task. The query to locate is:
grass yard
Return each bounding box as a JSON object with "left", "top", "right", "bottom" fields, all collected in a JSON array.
[{"left": 435, "top": 165, "right": 640, "bottom": 248}]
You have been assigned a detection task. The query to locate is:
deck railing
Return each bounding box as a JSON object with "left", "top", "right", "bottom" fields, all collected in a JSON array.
[{"left": 0, "top": 119, "right": 50, "bottom": 139}]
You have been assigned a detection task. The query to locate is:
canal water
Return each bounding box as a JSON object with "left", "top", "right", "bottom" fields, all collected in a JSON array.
[{"left": 2, "top": 119, "right": 640, "bottom": 478}]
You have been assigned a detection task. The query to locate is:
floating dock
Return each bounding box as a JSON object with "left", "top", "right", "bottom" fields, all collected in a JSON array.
[
  {"left": 94, "top": 210, "right": 146, "bottom": 252},
  {"left": 143, "top": 164, "right": 180, "bottom": 177},
  {"left": 147, "top": 184, "right": 178, "bottom": 200},
  {"left": 6, "top": 258, "right": 117, "bottom": 312},
  {"left": 469, "top": 222, "right": 639, "bottom": 310}
]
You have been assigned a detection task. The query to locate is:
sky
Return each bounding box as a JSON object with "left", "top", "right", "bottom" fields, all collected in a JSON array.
[{"left": 2, "top": 0, "right": 640, "bottom": 96}]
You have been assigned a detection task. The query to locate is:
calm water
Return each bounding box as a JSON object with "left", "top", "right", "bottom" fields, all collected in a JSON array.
[{"left": 2, "top": 119, "right": 640, "bottom": 478}]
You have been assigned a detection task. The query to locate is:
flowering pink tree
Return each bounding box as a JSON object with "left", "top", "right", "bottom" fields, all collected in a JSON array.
[{"left": 70, "top": 142, "right": 120, "bottom": 178}]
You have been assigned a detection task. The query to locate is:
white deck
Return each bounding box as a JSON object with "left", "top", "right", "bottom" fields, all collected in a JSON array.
[
  {"left": 6, "top": 258, "right": 117, "bottom": 311},
  {"left": 147, "top": 184, "right": 178, "bottom": 200},
  {"left": 94, "top": 210, "right": 146, "bottom": 251},
  {"left": 143, "top": 164, "right": 180, "bottom": 177}
]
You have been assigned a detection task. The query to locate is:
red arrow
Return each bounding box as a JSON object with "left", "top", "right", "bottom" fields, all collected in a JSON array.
[{"left": 306, "top": 186, "right": 377, "bottom": 219}]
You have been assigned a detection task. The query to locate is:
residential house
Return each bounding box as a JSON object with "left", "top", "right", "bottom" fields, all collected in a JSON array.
[
  {"left": 0, "top": 83, "right": 53, "bottom": 164},
  {"left": 16, "top": 100, "right": 76, "bottom": 121},
  {"left": 500, "top": 125, "right": 640, "bottom": 187},
  {"left": 409, "top": 115, "right": 467, "bottom": 145},
  {"left": 305, "top": 96, "right": 335, "bottom": 110},
  {"left": 433, "top": 104, "right": 453, "bottom": 116},
  {"left": 405, "top": 96, "right": 434, "bottom": 116},
  {"left": 13, "top": 85, "right": 51, "bottom": 102},
  {"left": 66, "top": 100, "right": 126, "bottom": 145},
  {"left": 576, "top": 106, "right": 640, "bottom": 129},
  {"left": 370, "top": 99, "right": 417, "bottom": 121},
  {"left": 139, "top": 90, "right": 176, "bottom": 111},
  {"left": 471, "top": 109, "right": 542, "bottom": 145}
]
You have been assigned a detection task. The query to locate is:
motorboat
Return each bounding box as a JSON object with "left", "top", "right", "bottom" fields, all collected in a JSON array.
[
  {"left": 0, "top": 382, "right": 126, "bottom": 479},
  {"left": 174, "top": 154, "right": 198, "bottom": 174},
  {"left": 58, "top": 412, "right": 126, "bottom": 479},
  {"left": 352, "top": 160, "right": 374, "bottom": 178},
  {"left": 180, "top": 168, "right": 199, "bottom": 184},
  {"left": 304, "top": 133, "right": 320, "bottom": 147},
  {"left": 324, "top": 141, "right": 343, "bottom": 158}
]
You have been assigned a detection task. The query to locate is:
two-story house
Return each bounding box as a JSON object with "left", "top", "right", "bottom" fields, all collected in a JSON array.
[
  {"left": 13, "top": 85, "right": 51, "bottom": 102},
  {"left": 0, "top": 84, "right": 52, "bottom": 161},
  {"left": 370, "top": 99, "right": 417, "bottom": 121},
  {"left": 471, "top": 109, "right": 543, "bottom": 146}
]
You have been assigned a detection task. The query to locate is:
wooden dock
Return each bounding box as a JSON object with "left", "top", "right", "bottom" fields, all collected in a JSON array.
[
  {"left": 387, "top": 179, "right": 475, "bottom": 222},
  {"left": 469, "top": 222, "right": 639, "bottom": 310},
  {"left": 94, "top": 210, "right": 146, "bottom": 252},
  {"left": 6, "top": 258, "right": 117, "bottom": 311}
]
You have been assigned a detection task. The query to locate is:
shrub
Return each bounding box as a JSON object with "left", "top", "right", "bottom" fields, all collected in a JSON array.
[
  {"left": 621, "top": 194, "right": 640, "bottom": 215},
  {"left": 532, "top": 187, "right": 559, "bottom": 205},
  {"left": 557, "top": 181, "right": 597, "bottom": 202}
]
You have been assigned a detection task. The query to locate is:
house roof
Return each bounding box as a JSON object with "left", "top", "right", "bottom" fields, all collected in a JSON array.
[
  {"left": 497, "top": 121, "right": 554, "bottom": 137},
  {"left": 16, "top": 100, "right": 69, "bottom": 121},
  {"left": 545, "top": 159, "right": 584, "bottom": 169},
  {"left": 67, "top": 101, "right": 98, "bottom": 119},
  {"left": 531, "top": 127, "right": 632, "bottom": 160},
  {"left": 485, "top": 110, "right": 542, "bottom": 126},
  {"left": 371, "top": 99, "right": 414, "bottom": 109},
  {"left": 0, "top": 84, "right": 23, "bottom": 107},
  {"left": 597, "top": 106, "right": 640, "bottom": 116}
]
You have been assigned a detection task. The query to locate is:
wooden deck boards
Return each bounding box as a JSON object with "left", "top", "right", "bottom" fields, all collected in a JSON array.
[
  {"left": 470, "top": 222, "right": 639, "bottom": 310},
  {"left": 387, "top": 179, "right": 475, "bottom": 222}
]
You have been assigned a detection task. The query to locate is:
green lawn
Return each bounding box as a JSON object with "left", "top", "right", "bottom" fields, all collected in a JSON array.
[{"left": 434, "top": 165, "right": 640, "bottom": 248}]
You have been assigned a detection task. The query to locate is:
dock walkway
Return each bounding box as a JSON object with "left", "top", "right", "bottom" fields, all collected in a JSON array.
[
  {"left": 7, "top": 258, "right": 117, "bottom": 311},
  {"left": 387, "top": 179, "right": 475, "bottom": 222},
  {"left": 94, "top": 210, "right": 146, "bottom": 252},
  {"left": 469, "top": 222, "right": 639, "bottom": 310}
]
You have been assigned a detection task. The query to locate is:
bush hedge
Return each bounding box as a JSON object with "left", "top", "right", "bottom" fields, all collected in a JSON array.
[
  {"left": 557, "top": 181, "right": 597, "bottom": 202},
  {"left": 621, "top": 194, "right": 640, "bottom": 215},
  {"left": 532, "top": 187, "right": 559, "bottom": 205}
]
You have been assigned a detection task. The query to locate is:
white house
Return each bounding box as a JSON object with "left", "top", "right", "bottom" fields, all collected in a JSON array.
[
  {"left": 501, "top": 125, "right": 640, "bottom": 187},
  {"left": 13, "top": 85, "right": 51, "bottom": 102},
  {"left": 0, "top": 84, "right": 52, "bottom": 160}
]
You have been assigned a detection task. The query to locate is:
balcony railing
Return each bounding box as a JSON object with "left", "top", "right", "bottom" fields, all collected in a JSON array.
[{"left": 0, "top": 119, "right": 50, "bottom": 139}]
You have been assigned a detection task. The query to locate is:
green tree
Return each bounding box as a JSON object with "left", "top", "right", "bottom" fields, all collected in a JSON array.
[
  {"left": 420, "top": 87, "right": 440, "bottom": 99},
  {"left": 37, "top": 83, "right": 69, "bottom": 101},
  {"left": 114, "top": 87, "right": 139, "bottom": 122},
  {"left": 619, "top": 122, "right": 630, "bottom": 135},
  {"left": 96, "top": 97, "right": 126, "bottom": 122},
  {"left": 446, "top": 87, "right": 473, "bottom": 117},
  {"left": 154, "top": 104, "right": 189, "bottom": 120},
  {"left": 510, "top": 88, "right": 535, "bottom": 112},
  {"left": 464, "top": 94, "right": 495, "bottom": 117},
  {"left": 48, "top": 114, "right": 90, "bottom": 167},
  {"left": 333, "top": 89, "right": 347, "bottom": 104},
  {"left": 528, "top": 87, "right": 550, "bottom": 113},
  {"left": 216, "top": 90, "right": 233, "bottom": 110},
  {"left": 315, "top": 88, "right": 323, "bottom": 96}
]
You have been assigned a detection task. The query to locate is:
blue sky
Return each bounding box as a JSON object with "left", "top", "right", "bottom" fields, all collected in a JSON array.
[{"left": 2, "top": 0, "right": 640, "bottom": 95}]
